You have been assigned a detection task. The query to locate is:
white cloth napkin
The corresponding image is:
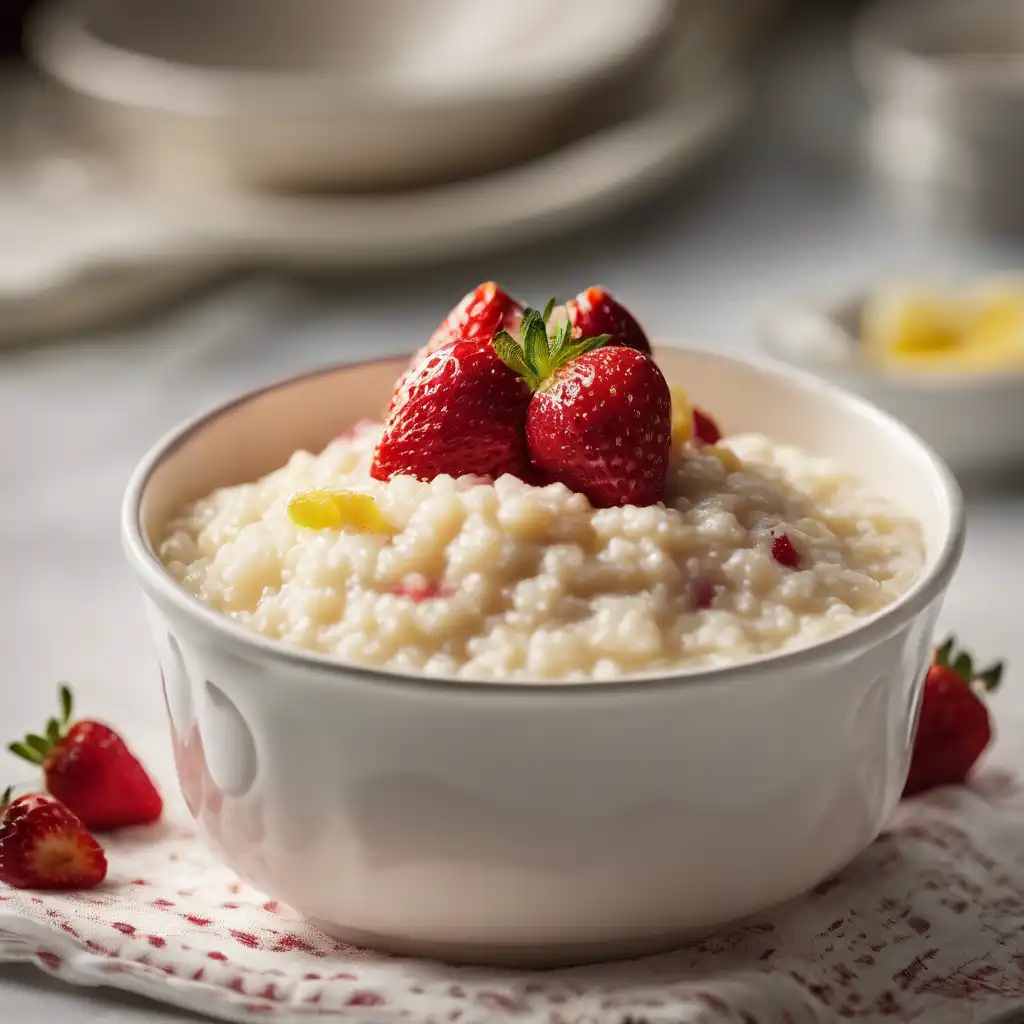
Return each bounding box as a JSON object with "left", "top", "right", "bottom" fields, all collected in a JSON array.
[{"left": 3, "top": 764, "right": 1024, "bottom": 1024}]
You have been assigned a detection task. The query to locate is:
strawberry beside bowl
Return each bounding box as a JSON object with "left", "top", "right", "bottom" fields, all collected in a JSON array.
[{"left": 121, "top": 348, "right": 964, "bottom": 967}]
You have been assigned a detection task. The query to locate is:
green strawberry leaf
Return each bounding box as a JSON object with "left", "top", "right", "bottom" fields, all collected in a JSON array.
[
  {"left": 559, "top": 334, "right": 614, "bottom": 364},
  {"left": 24, "top": 734, "right": 49, "bottom": 757},
  {"left": 59, "top": 683, "right": 73, "bottom": 725},
  {"left": 46, "top": 718, "right": 61, "bottom": 746},
  {"left": 952, "top": 652, "right": 974, "bottom": 681},
  {"left": 547, "top": 317, "right": 572, "bottom": 364},
  {"left": 495, "top": 301, "right": 615, "bottom": 391},
  {"left": 978, "top": 661, "right": 1004, "bottom": 693},
  {"left": 934, "top": 637, "right": 954, "bottom": 668},
  {"left": 520, "top": 309, "right": 550, "bottom": 378},
  {"left": 8, "top": 741, "right": 45, "bottom": 766},
  {"left": 542, "top": 297, "right": 557, "bottom": 324},
  {"left": 0, "top": 785, "right": 12, "bottom": 810},
  {"left": 493, "top": 331, "right": 541, "bottom": 390}
]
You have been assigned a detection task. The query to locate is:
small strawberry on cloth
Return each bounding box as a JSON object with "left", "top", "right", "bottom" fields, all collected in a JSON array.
[{"left": 1, "top": 651, "right": 1023, "bottom": 1024}]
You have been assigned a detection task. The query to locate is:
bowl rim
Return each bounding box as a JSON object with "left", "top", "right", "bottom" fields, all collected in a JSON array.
[
  {"left": 28, "top": 0, "right": 673, "bottom": 118},
  {"left": 122, "top": 346, "right": 965, "bottom": 695}
]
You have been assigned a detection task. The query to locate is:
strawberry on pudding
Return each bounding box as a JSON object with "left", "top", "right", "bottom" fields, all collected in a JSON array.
[{"left": 160, "top": 283, "right": 924, "bottom": 682}]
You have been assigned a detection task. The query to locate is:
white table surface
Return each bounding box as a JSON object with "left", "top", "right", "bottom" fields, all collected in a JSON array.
[{"left": 2, "top": 18, "right": 1024, "bottom": 1023}]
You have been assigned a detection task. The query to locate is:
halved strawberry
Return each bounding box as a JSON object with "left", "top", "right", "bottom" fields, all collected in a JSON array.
[
  {"left": 0, "top": 788, "right": 107, "bottom": 890},
  {"left": 494, "top": 307, "right": 671, "bottom": 507},
  {"left": 426, "top": 281, "right": 523, "bottom": 356},
  {"left": 903, "top": 638, "right": 1004, "bottom": 797},
  {"left": 9, "top": 686, "right": 163, "bottom": 831},
  {"left": 565, "top": 286, "right": 651, "bottom": 355},
  {"left": 389, "top": 282, "right": 523, "bottom": 411}
]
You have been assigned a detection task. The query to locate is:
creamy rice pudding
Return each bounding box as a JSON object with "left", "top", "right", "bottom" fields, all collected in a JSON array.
[{"left": 160, "top": 422, "right": 923, "bottom": 682}]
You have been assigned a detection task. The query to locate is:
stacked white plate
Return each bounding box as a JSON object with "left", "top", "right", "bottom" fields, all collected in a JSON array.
[{"left": 0, "top": 0, "right": 747, "bottom": 342}]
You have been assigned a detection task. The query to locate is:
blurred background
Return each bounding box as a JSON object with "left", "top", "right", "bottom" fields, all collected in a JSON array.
[
  {"left": 3, "top": 1, "right": 1024, "bottom": 783},
  {"left": 5, "top": 5, "right": 1024, "bottom": 1016}
]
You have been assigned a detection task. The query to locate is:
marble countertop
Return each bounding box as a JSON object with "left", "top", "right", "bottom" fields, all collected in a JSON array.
[{"left": 2, "top": 18, "right": 1024, "bottom": 1023}]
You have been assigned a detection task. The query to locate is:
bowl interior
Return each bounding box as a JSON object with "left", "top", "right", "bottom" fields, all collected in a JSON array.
[
  {"left": 137, "top": 348, "right": 957, "bottom": 576},
  {"left": 45, "top": 0, "right": 668, "bottom": 94}
]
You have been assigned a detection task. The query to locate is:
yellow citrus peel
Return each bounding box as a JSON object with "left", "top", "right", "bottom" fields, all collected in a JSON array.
[
  {"left": 287, "top": 490, "right": 396, "bottom": 535},
  {"left": 669, "top": 386, "right": 693, "bottom": 447},
  {"left": 705, "top": 445, "right": 743, "bottom": 473}
]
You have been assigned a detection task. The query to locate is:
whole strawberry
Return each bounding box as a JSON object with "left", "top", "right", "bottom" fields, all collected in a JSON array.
[
  {"left": 566, "top": 286, "right": 651, "bottom": 355},
  {"left": 494, "top": 307, "right": 671, "bottom": 508},
  {"left": 10, "top": 686, "right": 163, "bottom": 831},
  {"left": 0, "top": 788, "right": 107, "bottom": 890},
  {"left": 390, "top": 282, "right": 523, "bottom": 411},
  {"left": 372, "top": 338, "right": 533, "bottom": 483},
  {"left": 903, "top": 638, "right": 1004, "bottom": 797}
]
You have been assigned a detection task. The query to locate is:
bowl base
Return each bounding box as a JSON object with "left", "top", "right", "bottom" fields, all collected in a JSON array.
[{"left": 309, "top": 918, "right": 703, "bottom": 969}]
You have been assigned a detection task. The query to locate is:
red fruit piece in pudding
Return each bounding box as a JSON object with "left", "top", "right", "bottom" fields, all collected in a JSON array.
[
  {"left": 566, "top": 286, "right": 651, "bottom": 355},
  {"left": 692, "top": 578, "right": 716, "bottom": 610},
  {"left": 335, "top": 419, "right": 379, "bottom": 442},
  {"left": 692, "top": 407, "right": 722, "bottom": 445},
  {"left": 372, "top": 339, "right": 533, "bottom": 483},
  {"left": 771, "top": 533, "right": 801, "bottom": 569},
  {"left": 392, "top": 575, "right": 451, "bottom": 602}
]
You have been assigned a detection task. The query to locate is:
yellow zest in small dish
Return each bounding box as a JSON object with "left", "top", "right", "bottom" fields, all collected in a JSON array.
[
  {"left": 669, "top": 386, "right": 693, "bottom": 447},
  {"left": 862, "top": 281, "right": 1024, "bottom": 372},
  {"left": 287, "top": 490, "right": 397, "bottom": 535}
]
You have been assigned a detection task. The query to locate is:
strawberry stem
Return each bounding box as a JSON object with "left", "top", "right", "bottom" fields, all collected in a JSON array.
[
  {"left": 932, "top": 636, "right": 1005, "bottom": 692},
  {"left": 952, "top": 652, "right": 973, "bottom": 680},
  {"left": 7, "top": 683, "right": 75, "bottom": 769},
  {"left": 494, "top": 302, "right": 613, "bottom": 392},
  {"left": 521, "top": 309, "right": 551, "bottom": 379}
]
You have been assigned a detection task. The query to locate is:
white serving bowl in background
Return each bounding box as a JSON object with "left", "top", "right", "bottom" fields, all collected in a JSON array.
[
  {"left": 27, "top": 0, "right": 673, "bottom": 191},
  {"left": 854, "top": 0, "right": 1024, "bottom": 231},
  {"left": 761, "top": 293, "right": 1024, "bottom": 476},
  {"left": 121, "top": 348, "right": 963, "bottom": 967}
]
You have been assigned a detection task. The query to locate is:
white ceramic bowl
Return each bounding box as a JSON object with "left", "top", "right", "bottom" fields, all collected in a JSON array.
[
  {"left": 760, "top": 292, "right": 1024, "bottom": 476},
  {"left": 28, "top": 0, "right": 673, "bottom": 191},
  {"left": 122, "top": 348, "right": 963, "bottom": 967}
]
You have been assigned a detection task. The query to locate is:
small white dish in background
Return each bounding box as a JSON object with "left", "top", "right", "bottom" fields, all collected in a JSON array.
[
  {"left": 27, "top": 0, "right": 673, "bottom": 191},
  {"left": 122, "top": 348, "right": 962, "bottom": 967},
  {"left": 761, "top": 287, "right": 1024, "bottom": 475}
]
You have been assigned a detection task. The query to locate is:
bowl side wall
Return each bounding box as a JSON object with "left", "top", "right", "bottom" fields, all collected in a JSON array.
[{"left": 146, "top": 583, "right": 941, "bottom": 958}]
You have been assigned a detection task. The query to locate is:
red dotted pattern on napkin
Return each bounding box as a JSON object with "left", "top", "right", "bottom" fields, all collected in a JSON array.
[{"left": 1, "top": 770, "right": 1023, "bottom": 1023}]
